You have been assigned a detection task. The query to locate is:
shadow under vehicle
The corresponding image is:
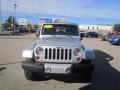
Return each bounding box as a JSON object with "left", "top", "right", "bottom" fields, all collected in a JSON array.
[{"left": 79, "top": 50, "right": 120, "bottom": 90}]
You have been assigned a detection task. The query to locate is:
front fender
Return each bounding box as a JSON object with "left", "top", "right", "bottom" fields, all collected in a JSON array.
[
  {"left": 22, "top": 44, "right": 35, "bottom": 58},
  {"left": 83, "top": 48, "right": 95, "bottom": 60}
]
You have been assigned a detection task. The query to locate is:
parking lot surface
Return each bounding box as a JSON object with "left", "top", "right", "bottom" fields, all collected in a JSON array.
[{"left": 0, "top": 34, "right": 120, "bottom": 90}]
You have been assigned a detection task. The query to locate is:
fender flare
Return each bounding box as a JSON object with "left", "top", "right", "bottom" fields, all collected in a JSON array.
[
  {"left": 22, "top": 44, "right": 35, "bottom": 58},
  {"left": 83, "top": 48, "right": 95, "bottom": 60}
]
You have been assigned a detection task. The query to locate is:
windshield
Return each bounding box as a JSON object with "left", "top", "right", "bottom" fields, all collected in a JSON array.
[{"left": 41, "top": 24, "right": 79, "bottom": 36}]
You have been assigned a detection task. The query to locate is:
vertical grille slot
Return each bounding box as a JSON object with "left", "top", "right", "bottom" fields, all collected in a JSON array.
[
  {"left": 45, "top": 48, "right": 48, "bottom": 59},
  {"left": 53, "top": 48, "right": 56, "bottom": 59},
  {"left": 49, "top": 48, "right": 52, "bottom": 59},
  {"left": 61, "top": 49, "right": 64, "bottom": 60},
  {"left": 57, "top": 49, "right": 60, "bottom": 59},
  {"left": 69, "top": 49, "right": 72, "bottom": 60},
  {"left": 65, "top": 49, "right": 68, "bottom": 60}
]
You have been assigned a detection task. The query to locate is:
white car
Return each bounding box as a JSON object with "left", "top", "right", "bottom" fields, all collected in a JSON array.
[{"left": 22, "top": 23, "right": 95, "bottom": 82}]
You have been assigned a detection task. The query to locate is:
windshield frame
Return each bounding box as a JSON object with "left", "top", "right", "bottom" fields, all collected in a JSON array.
[{"left": 41, "top": 24, "right": 79, "bottom": 36}]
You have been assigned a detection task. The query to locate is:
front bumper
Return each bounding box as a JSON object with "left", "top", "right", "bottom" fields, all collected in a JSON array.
[{"left": 21, "top": 60, "right": 94, "bottom": 75}]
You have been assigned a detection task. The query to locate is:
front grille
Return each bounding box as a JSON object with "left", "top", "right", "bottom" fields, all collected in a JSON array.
[{"left": 45, "top": 48, "right": 72, "bottom": 61}]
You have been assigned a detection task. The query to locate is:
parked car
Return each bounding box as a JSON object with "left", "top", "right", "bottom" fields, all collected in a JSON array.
[
  {"left": 108, "top": 35, "right": 120, "bottom": 45},
  {"left": 86, "top": 32, "right": 98, "bottom": 38},
  {"left": 0, "top": 29, "right": 20, "bottom": 36},
  {"left": 0, "top": 29, "right": 14, "bottom": 36}
]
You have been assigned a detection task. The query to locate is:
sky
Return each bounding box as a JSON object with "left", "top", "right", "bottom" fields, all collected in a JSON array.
[{"left": 1, "top": 0, "right": 120, "bottom": 24}]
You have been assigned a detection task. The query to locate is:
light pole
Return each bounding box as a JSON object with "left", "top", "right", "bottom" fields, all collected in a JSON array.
[
  {"left": 0, "top": 0, "right": 2, "bottom": 31},
  {"left": 13, "top": 3, "right": 17, "bottom": 32}
]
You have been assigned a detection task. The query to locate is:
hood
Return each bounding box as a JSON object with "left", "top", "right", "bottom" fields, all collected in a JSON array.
[{"left": 35, "top": 37, "right": 82, "bottom": 47}]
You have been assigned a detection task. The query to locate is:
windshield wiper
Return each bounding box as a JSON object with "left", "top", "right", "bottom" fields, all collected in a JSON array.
[
  {"left": 64, "top": 32, "right": 73, "bottom": 38},
  {"left": 66, "top": 34, "right": 73, "bottom": 38}
]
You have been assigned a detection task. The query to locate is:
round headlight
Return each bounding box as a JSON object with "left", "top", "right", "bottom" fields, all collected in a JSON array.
[
  {"left": 73, "top": 48, "right": 81, "bottom": 56},
  {"left": 36, "top": 47, "right": 43, "bottom": 55}
]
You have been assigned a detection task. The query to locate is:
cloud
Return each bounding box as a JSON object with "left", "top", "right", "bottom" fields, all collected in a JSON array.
[{"left": 2, "top": 0, "right": 120, "bottom": 19}]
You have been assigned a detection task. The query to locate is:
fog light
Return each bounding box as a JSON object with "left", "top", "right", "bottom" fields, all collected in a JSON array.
[
  {"left": 65, "top": 67, "right": 70, "bottom": 73},
  {"left": 45, "top": 67, "right": 51, "bottom": 72},
  {"left": 76, "top": 57, "right": 81, "bottom": 63}
]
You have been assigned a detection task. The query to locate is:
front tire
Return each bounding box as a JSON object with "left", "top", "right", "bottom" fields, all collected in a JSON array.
[
  {"left": 24, "top": 70, "right": 38, "bottom": 81},
  {"left": 78, "top": 60, "right": 93, "bottom": 82},
  {"left": 78, "top": 71, "right": 92, "bottom": 82}
]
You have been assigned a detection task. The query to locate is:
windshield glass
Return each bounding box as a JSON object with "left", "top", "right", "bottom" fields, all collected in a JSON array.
[{"left": 41, "top": 24, "right": 79, "bottom": 36}]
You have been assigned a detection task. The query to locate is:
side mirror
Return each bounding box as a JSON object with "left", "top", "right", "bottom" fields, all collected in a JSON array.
[
  {"left": 80, "top": 33, "right": 84, "bottom": 40},
  {"left": 36, "top": 30, "right": 40, "bottom": 38}
]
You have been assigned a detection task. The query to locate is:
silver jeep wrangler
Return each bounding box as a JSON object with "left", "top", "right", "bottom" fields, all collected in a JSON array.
[{"left": 22, "top": 23, "right": 95, "bottom": 81}]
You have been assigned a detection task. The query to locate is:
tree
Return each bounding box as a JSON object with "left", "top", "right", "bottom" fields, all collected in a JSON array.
[
  {"left": 2, "top": 16, "right": 18, "bottom": 30},
  {"left": 27, "top": 23, "right": 32, "bottom": 30},
  {"left": 34, "top": 24, "right": 39, "bottom": 29},
  {"left": 2, "top": 22, "right": 11, "bottom": 29},
  {"left": 114, "top": 23, "right": 120, "bottom": 33},
  {"left": 2, "top": 16, "right": 14, "bottom": 29},
  {"left": 7, "top": 16, "right": 13, "bottom": 25}
]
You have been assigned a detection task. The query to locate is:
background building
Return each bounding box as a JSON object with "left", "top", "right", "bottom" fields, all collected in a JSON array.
[{"left": 79, "top": 24, "right": 113, "bottom": 32}]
